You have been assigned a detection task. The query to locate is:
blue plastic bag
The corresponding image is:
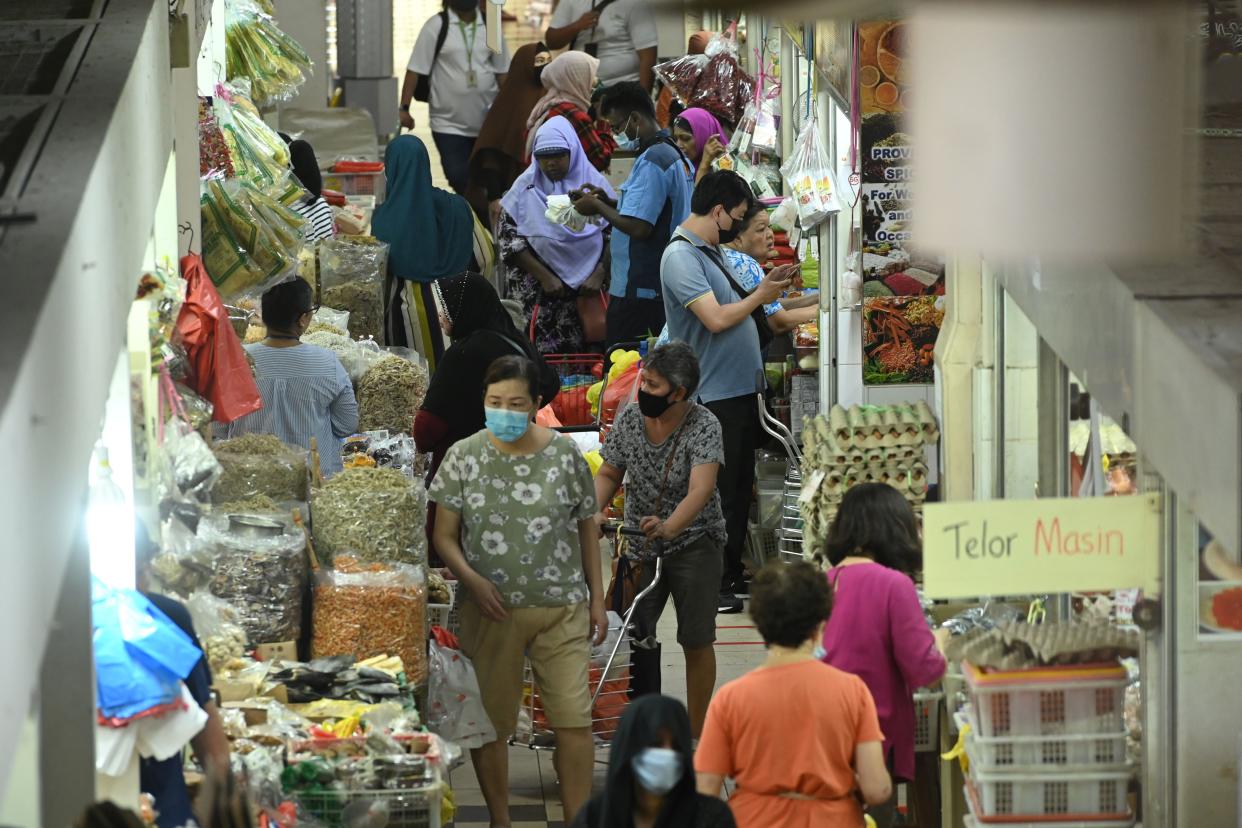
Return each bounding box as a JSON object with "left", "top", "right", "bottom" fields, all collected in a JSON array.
[{"left": 92, "top": 579, "right": 204, "bottom": 720}]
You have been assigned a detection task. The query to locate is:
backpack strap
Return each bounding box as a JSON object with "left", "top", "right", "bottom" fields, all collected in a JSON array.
[{"left": 430, "top": 11, "right": 450, "bottom": 80}]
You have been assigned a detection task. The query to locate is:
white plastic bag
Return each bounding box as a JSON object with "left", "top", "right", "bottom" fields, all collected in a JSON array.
[
  {"left": 780, "top": 116, "right": 841, "bottom": 228},
  {"left": 545, "top": 194, "right": 591, "bottom": 232},
  {"left": 428, "top": 636, "right": 496, "bottom": 749},
  {"left": 590, "top": 611, "right": 629, "bottom": 683}
]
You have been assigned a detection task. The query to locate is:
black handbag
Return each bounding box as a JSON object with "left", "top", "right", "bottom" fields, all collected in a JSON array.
[
  {"left": 413, "top": 12, "right": 450, "bottom": 103},
  {"left": 670, "top": 237, "right": 774, "bottom": 351}
]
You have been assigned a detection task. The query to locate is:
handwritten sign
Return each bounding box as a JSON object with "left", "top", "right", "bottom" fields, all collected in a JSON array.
[{"left": 922, "top": 494, "right": 1161, "bottom": 599}]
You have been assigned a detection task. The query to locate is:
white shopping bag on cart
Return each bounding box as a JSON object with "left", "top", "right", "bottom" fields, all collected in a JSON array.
[
  {"left": 590, "top": 611, "right": 630, "bottom": 683},
  {"left": 428, "top": 629, "right": 496, "bottom": 749}
]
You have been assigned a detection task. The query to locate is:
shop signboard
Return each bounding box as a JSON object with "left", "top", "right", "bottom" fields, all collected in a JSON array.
[
  {"left": 922, "top": 493, "right": 1161, "bottom": 599},
  {"left": 858, "top": 20, "right": 946, "bottom": 386}
]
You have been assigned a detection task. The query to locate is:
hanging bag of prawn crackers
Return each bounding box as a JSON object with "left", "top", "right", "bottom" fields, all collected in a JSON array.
[{"left": 780, "top": 116, "right": 840, "bottom": 229}]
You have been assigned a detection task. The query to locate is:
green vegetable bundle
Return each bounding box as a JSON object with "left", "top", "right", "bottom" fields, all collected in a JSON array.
[{"left": 225, "top": 0, "right": 311, "bottom": 107}]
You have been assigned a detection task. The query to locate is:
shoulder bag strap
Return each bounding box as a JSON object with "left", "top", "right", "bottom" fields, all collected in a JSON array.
[{"left": 669, "top": 236, "right": 753, "bottom": 304}]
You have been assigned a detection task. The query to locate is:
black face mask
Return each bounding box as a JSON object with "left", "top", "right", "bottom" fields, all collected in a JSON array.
[
  {"left": 448, "top": 0, "right": 477, "bottom": 13},
  {"left": 638, "top": 389, "right": 677, "bottom": 418},
  {"left": 716, "top": 211, "right": 742, "bottom": 245}
]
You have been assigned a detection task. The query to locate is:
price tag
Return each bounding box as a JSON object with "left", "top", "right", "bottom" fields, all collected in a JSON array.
[
  {"left": 796, "top": 238, "right": 809, "bottom": 260},
  {"left": 799, "top": 469, "right": 827, "bottom": 506},
  {"left": 789, "top": 225, "right": 802, "bottom": 250},
  {"left": 849, "top": 172, "right": 860, "bottom": 187},
  {"left": 809, "top": 237, "right": 820, "bottom": 261}
]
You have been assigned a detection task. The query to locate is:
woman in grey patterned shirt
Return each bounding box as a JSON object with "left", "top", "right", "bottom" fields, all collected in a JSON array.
[{"left": 593, "top": 342, "right": 726, "bottom": 739}]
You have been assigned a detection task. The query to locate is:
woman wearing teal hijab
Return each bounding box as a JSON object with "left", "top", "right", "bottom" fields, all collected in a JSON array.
[{"left": 375, "top": 135, "right": 491, "bottom": 369}]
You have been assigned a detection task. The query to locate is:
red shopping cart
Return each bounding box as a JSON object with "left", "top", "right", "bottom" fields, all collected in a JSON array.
[{"left": 543, "top": 353, "right": 605, "bottom": 431}]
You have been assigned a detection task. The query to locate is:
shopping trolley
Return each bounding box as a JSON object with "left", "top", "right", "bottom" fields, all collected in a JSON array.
[
  {"left": 511, "top": 524, "right": 666, "bottom": 753},
  {"left": 757, "top": 392, "right": 807, "bottom": 563},
  {"left": 543, "top": 353, "right": 606, "bottom": 431}
]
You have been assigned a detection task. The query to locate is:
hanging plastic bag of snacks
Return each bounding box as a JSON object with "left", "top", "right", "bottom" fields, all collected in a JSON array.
[
  {"left": 780, "top": 115, "right": 840, "bottom": 229},
  {"left": 224, "top": 0, "right": 312, "bottom": 107}
]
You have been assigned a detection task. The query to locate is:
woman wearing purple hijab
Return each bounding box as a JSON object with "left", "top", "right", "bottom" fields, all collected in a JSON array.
[
  {"left": 498, "top": 115, "right": 616, "bottom": 353},
  {"left": 672, "top": 108, "right": 728, "bottom": 184}
]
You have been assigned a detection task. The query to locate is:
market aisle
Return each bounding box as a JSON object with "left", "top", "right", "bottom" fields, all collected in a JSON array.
[{"left": 446, "top": 603, "right": 766, "bottom": 827}]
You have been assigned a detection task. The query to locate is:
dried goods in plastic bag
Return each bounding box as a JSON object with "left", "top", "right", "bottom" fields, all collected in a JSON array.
[
  {"left": 211, "top": 433, "right": 311, "bottom": 503},
  {"left": 200, "top": 178, "right": 308, "bottom": 300},
  {"left": 688, "top": 26, "right": 753, "bottom": 127},
  {"left": 224, "top": 0, "right": 312, "bottom": 107},
  {"left": 214, "top": 82, "right": 297, "bottom": 198},
  {"left": 356, "top": 353, "right": 428, "bottom": 435},
  {"left": 312, "top": 467, "right": 427, "bottom": 566},
  {"left": 318, "top": 236, "right": 389, "bottom": 342},
  {"left": 166, "top": 419, "right": 223, "bottom": 500},
  {"left": 199, "top": 97, "right": 234, "bottom": 179},
  {"left": 654, "top": 53, "right": 709, "bottom": 106},
  {"left": 201, "top": 511, "right": 309, "bottom": 644},
  {"left": 780, "top": 116, "right": 840, "bottom": 229},
  {"left": 185, "top": 591, "right": 250, "bottom": 675},
  {"left": 312, "top": 556, "right": 427, "bottom": 684}
]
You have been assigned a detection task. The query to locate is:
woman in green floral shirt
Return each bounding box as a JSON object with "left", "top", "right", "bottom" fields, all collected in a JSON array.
[{"left": 430, "top": 355, "right": 608, "bottom": 826}]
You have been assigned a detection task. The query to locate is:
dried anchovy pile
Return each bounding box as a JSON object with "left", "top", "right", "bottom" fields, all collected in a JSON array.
[
  {"left": 321, "top": 282, "right": 383, "bottom": 342},
  {"left": 312, "top": 467, "right": 427, "bottom": 566},
  {"left": 215, "top": 494, "right": 280, "bottom": 514},
  {"left": 312, "top": 556, "right": 428, "bottom": 684},
  {"left": 357, "top": 355, "right": 428, "bottom": 435},
  {"left": 305, "top": 320, "right": 347, "bottom": 337},
  {"left": 205, "top": 518, "right": 308, "bottom": 644},
  {"left": 212, "top": 434, "right": 309, "bottom": 503}
]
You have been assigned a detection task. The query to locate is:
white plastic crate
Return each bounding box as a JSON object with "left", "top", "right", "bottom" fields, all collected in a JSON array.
[
  {"left": 964, "top": 808, "right": 1134, "bottom": 828},
  {"left": 426, "top": 580, "right": 458, "bottom": 634},
  {"left": 965, "top": 743, "right": 1132, "bottom": 821},
  {"left": 913, "top": 691, "right": 942, "bottom": 752},
  {"left": 964, "top": 660, "right": 1128, "bottom": 738},
  {"left": 963, "top": 711, "right": 1128, "bottom": 771}
]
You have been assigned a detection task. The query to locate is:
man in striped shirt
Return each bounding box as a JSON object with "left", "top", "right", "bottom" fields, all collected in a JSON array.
[{"left": 227, "top": 278, "right": 358, "bottom": 476}]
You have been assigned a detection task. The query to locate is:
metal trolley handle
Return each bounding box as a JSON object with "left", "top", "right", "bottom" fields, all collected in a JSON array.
[
  {"left": 757, "top": 392, "right": 802, "bottom": 471},
  {"left": 592, "top": 524, "right": 666, "bottom": 707}
]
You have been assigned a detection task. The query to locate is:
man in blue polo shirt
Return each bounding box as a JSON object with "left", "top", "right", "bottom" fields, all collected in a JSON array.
[
  {"left": 570, "top": 81, "right": 694, "bottom": 347},
  {"left": 661, "top": 170, "right": 795, "bottom": 613}
]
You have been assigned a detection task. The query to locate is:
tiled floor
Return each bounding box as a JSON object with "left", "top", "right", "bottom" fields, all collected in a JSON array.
[{"left": 445, "top": 599, "right": 766, "bottom": 827}]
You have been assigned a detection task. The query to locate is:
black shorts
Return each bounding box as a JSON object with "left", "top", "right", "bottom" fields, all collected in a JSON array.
[{"left": 632, "top": 534, "right": 723, "bottom": 650}]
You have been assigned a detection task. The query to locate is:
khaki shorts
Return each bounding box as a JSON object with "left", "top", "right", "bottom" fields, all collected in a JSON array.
[{"left": 458, "top": 600, "right": 592, "bottom": 739}]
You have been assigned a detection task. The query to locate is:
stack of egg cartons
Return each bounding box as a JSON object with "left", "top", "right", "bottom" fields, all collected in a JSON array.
[
  {"left": 797, "top": 402, "right": 938, "bottom": 557},
  {"left": 961, "top": 657, "right": 1134, "bottom": 826}
]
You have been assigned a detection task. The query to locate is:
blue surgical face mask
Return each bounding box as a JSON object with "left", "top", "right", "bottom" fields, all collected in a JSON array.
[
  {"left": 631, "top": 747, "right": 682, "bottom": 795},
  {"left": 484, "top": 406, "right": 531, "bottom": 443},
  {"left": 812, "top": 642, "right": 827, "bottom": 661},
  {"left": 614, "top": 114, "right": 639, "bottom": 151}
]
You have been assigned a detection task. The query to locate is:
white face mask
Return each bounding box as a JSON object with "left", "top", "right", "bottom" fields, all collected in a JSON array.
[{"left": 631, "top": 747, "right": 683, "bottom": 795}]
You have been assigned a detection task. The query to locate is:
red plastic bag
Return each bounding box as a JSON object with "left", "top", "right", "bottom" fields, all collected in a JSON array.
[
  {"left": 175, "top": 253, "right": 263, "bottom": 424},
  {"left": 600, "top": 363, "right": 639, "bottom": 427},
  {"left": 552, "top": 386, "right": 593, "bottom": 427},
  {"left": 536, "top": 406, "right": 564, "bottom": 428}
]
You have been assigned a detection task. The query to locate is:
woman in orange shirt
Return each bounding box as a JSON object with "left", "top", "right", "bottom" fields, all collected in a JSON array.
[{"left": 695, "top": 561, "right": 892, "bottom": 827}]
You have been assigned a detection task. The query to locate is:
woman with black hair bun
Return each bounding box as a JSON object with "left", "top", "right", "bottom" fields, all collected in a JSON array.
[{"left": 817, "top": 482, "right": 949, "bottom": 828}]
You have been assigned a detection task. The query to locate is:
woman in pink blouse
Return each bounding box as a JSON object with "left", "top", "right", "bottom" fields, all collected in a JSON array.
[{"left": 817, "top": 483, "right": 948, "bottom": 828}]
